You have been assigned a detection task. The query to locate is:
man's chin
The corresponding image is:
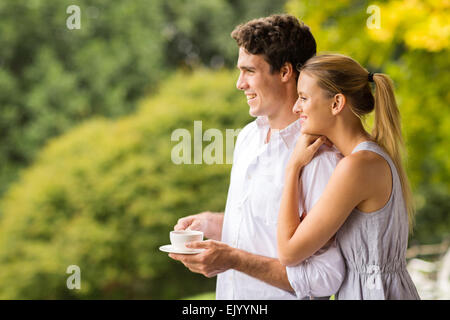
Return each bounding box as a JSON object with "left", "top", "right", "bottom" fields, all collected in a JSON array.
[{"left": 248, "top": 107, "right": 259, "bottom": 117}]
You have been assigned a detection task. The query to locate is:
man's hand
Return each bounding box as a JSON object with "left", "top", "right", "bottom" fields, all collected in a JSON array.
[
  {"left": 168, "top": 240, "right": 235, "bottom": 278},
  {"left": 174, "top": 211, "right": 224, "bottom": 240},
  {"left": 169, "top": 240, "right": 294, "bottom": 292}
]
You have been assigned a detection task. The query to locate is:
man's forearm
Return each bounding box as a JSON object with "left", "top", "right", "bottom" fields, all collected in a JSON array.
[
  {"left": 230, "top": 247, "right": 294, "bottom": 293},
  {"left": 210, "top": 212, "right": 224, "bottom": 241}
]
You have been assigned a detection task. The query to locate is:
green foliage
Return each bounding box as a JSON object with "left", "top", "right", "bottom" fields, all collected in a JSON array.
[
  {"left": 183, "top": 291, "right": 215, "bottom": 300},
  {"left": 0, "top": 0, "right": 167, "bottom": 194},
  {"left": 0, "top": 0, "right": 286, "bottom": 195},
  {"left": 0, "top": 69, "right": 252, "bottom": 299},
  {"left": 412, "top": 186, "right": 450, "bottom": 245},
  {"left": 286, "top": 0, "right": 450, "bottom": 243},
  {"left": 163, "top": 0, "right": 288, "bottom": 68}
]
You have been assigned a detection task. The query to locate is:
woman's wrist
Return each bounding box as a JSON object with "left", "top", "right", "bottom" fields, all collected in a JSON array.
[{"left": 285, "top": 162, "right": 304, "bottom": 176}]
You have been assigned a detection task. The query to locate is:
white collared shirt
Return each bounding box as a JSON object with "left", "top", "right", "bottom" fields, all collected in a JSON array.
[{"left": 216, "top": 116, "right": 345, "bottom": 300}]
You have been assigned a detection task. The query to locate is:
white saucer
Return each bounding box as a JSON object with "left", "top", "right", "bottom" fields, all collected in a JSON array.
[{"left": 159, "top": 244, "right": 205, "bottom": 255}]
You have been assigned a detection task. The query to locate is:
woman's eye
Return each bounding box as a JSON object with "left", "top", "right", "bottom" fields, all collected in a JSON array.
[{"left": 300, "top": 97, "right": 307, "bottom": 101}]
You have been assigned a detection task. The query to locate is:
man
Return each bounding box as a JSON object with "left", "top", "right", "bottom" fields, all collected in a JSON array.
[{"left": 169, "top": 14, "right": 345, "bottom": 299}]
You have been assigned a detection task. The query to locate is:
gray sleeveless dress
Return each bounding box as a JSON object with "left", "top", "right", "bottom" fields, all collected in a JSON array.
[{"left": 335, "top": 141, "right": 420, "bottom": 300}]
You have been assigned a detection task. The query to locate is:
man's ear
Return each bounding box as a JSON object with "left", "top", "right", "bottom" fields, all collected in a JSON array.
[
  {"left": 331, "top": 93, "right": 346, "bottom": 115},
  {"left": 280, "top": 62, "right": 295, "bottom": 82}
]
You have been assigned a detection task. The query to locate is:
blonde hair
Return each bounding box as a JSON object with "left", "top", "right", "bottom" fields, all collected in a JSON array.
[{"left": 299, "top": 54, "right": 415, "bottom": 232}]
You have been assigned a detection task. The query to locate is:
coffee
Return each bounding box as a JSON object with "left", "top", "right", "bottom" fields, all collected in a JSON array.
[{"left": 170, "top": 230, "right": 203, "bottom": 251}]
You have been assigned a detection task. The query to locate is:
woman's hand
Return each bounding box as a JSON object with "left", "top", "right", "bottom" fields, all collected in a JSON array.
[{"left": 287, "top": 133, "right": 327, "bottom": 170}]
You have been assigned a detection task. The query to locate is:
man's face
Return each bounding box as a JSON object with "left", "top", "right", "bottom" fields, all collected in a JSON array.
[{"left": 236, "top": 48, "right": 284, "bottom": 117}]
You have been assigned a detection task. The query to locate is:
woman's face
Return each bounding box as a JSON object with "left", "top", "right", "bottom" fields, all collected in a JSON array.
[{"left": 293, "top": 72, "right": 335, "bottom": 135}]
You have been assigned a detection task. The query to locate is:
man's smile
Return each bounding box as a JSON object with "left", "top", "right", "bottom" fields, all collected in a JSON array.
[{"left": 246, "top": 93, "right": 257, "bottom": 101}]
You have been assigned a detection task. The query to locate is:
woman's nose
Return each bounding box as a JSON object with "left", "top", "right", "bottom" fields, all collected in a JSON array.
[{"left": 292, "top": 98, "right": 302, "bottom": 114}]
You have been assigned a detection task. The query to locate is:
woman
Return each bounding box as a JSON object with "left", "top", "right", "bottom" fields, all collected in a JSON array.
[{"left": 277, "top": 54, "right": 420, "bottom": 299}]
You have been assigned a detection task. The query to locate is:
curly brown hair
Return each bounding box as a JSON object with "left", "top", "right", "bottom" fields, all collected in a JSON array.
[{"left": 231, "top": 14, "right": 316, "bottom": 76}]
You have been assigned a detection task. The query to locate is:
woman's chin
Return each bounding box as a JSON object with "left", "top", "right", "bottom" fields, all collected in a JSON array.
[
  {"left": 300, "top": 127, "right": 320, "bottom": 135},
  {"left": 300, "top": 126, "right": 311, "bottom": 134}
]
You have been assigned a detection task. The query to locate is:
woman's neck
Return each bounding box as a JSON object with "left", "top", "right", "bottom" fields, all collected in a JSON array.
[{"left": 326, "top": 121, "right": 372, "bottom": 156}]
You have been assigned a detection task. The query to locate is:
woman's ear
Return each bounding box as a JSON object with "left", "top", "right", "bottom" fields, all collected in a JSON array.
[
  {"left": 331, "top": 93, "right": 346, "bottom": 115},
  {"left": 280, "top": 62, "right": 295, "bottom": 82}
]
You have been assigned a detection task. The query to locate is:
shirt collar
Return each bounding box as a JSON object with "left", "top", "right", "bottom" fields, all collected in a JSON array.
[
  {"left": 255, "top": 115, "right": 270, "bottom": 129},
  {"left": 255, "top": 116, "right": 301, "bottom": 149}
]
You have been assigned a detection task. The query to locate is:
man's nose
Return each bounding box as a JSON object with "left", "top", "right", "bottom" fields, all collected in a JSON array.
[{"left": 236, "top": 74, "right": 247, "bottom": 90}]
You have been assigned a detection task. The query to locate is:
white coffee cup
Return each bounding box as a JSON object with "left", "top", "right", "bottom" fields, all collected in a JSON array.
[{"left": 170, "top": 230, "right": 203, "bottom": 251}]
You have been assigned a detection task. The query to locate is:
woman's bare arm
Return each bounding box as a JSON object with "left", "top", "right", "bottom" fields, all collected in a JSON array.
[{"left": 277, "top": 155, "right": 370, "bottom": 266}]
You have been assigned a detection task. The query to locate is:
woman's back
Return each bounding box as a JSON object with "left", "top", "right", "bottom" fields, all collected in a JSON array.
[{"left": 336, "top": 141, "right": 420, "bottom": 299}]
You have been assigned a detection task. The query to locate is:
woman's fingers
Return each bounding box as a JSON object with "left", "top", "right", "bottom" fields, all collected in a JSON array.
[
  {"left": 308, "top": 136, "right": 326, "bottom": 152},
  {"left": 324, "top": 137, "right": 334, "bottom": 148}
]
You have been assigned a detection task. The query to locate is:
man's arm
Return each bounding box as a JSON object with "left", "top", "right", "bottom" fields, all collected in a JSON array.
[
  {"left": 169, "top": 240, "right": 294, "bottom": 293},
  {"left": 286, "top": 242, "right": 345, "bottom": 298},
  {"left": 284, "top": 147, "right": 346, "bottom": 298},
  {"left": 232, "top": 248, "right": 294, "bottom": 293}
]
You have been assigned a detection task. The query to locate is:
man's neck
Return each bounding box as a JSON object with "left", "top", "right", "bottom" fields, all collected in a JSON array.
[
  {"left": 265, "top": 82, "right": 298, "bottom": 142},
  {"left": 265, "top": 92, "right": 297, "bottom": 135},
  {"left": 265, "top": 112, "right": 298, "bottom": 144},
  {"left": 268, "top": 113, "right": 298, "bottom": 130},
  {"left": 267, "top": 86, "right": 298, "bottom": 129}
]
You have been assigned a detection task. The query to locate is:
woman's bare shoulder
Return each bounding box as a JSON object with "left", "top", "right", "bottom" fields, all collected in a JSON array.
[{"left": 335, "top": 151, "right": 390, "bottom": 184}]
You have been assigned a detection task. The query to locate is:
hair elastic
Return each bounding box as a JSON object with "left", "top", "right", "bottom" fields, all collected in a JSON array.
[{"left": 368, "top": 72, "right": 374, "bottom": 82}]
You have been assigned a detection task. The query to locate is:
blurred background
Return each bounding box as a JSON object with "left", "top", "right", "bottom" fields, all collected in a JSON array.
[{"left": 0, "top": 0, "right": 448, "bottom": 299}]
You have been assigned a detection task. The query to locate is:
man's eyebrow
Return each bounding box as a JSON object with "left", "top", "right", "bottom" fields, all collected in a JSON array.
[{"left": 237, "top": 65, "right": 256, "bottom": 72}]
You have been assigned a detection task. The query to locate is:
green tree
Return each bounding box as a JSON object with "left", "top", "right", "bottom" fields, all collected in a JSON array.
[
  {"left": 0, "top": 0, "right": 167, "bottom": 195},
  {"left": 162, "top": 0, "right": 288, "bottom": 68},
  {"left": 0, "top": 69, "right": 252, "bottom": 299},
  {"left": 0, "top": 0, "right": 286, "bottom": 196}
]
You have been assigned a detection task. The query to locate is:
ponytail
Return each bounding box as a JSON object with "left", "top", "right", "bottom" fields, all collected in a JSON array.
[{"left": 372, "top": 74, "right": 415, "bottom": 232}]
